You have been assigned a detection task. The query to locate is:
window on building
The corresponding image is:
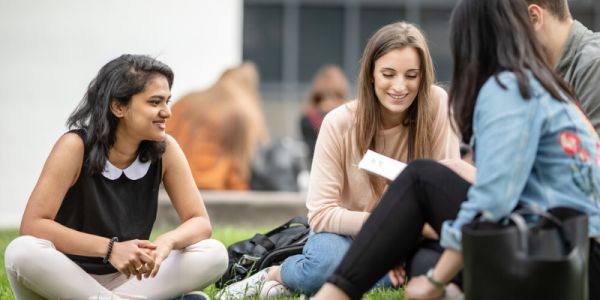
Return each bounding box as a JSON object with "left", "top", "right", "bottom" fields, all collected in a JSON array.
[
  {"left": 299, "top": 5, "right": 345, "bottom": 82},
  {"left": 243, "top": 0, "right": 599, "bottom": 90},
  {"left": 243, "top": 3, "right": 284, "bottom": 82},
  {"left": 420, "top": 8, "right": 453, "bottom": 84},
  {"left": 359, "top": 7, "right": 406, "bottom": 50}
]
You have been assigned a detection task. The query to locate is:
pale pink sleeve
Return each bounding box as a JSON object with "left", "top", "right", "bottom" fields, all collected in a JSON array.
[
  {"left": 306, "top": 109, "right": 369, "bottom": 236},
  {"left": 430, "top": 86, "right": 461, "bottom": 160}
]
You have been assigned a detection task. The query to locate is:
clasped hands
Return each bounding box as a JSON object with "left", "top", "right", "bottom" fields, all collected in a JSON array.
[{"left": 108, "top": 239, "right": 173, "bottom": 280}]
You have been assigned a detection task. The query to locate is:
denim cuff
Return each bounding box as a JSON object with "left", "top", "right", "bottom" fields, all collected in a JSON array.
[{"left": 440, "top": 220, "right": 463, "bottom": 251}]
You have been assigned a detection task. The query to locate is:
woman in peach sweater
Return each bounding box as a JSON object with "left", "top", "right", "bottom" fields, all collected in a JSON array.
[{"left": 220, "top": 22, "right": 460, "bottom": 299}]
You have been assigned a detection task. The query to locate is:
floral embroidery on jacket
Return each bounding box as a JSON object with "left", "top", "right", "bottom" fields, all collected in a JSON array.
[
  {"left": 561, "top": 131, "right": 600, "bottom": 203},
  {"left": 560, "top": 131, "right": 580, "bottom": 156},
  {"left": 596, "top": 142, "right": 600, "bottom": 167},
  {"left": 579, "top": 148, "right": 590, "bottom": 163}
]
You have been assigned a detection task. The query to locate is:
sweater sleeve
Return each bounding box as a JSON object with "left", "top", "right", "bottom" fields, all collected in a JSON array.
[
  {"left": 429, "top": 85, "right": 461, "bottom": 160},
  {"left": 306, "top": 108, "right": 370, "bottom": 236}
]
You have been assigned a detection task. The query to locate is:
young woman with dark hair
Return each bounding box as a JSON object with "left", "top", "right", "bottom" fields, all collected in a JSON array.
[
  {"left": 4, "top": 54, "right": 228, "bottom": 300},
  {"left": 312, "top": 0, "right": 600, "bottom": 299}
]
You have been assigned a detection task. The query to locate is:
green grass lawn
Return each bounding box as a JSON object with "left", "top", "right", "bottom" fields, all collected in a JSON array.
[
  {"left": 0, "top": 228, "right": 402, "bottom": 300},
  {"left": 0, "top": 229, "right": 18, "bottom": 300}
]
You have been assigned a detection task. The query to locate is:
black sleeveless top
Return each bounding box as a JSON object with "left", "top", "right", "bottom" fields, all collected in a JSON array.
[{"left": 55, "top": 130, "right": 162, "bottom": 274}]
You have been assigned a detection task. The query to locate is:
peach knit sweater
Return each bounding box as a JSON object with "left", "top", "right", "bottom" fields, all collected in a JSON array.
[{"left": 306, "top": 90, "right": 460, "bottom": 236}]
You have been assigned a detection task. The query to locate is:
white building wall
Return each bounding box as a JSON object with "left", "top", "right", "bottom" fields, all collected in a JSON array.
[{"left": 0, "top": 0, "right": 242, "bottom": 228}]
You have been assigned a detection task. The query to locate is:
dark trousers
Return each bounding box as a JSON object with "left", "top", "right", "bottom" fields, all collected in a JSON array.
[
  {"left": 327, "top": 159, "right": 600, "bottom": 300},
  {"left": 328, "top": 160, "right": 469, "bottom": 299}
]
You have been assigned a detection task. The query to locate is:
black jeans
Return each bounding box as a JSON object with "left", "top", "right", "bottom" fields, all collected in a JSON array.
[
  {"left": 328, "top": 159, "right": 600, "bottom": 300},
  {"left": 328, "top": 160, "right": 469, "bottom": 300}
]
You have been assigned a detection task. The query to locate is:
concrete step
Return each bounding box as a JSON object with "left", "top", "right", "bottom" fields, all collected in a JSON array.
[{"left": 155, "top": 188, "right": 308, "bottom": 229}]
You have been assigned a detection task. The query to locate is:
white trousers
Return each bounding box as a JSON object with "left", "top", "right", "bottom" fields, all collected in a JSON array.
[{"left": 4, "top": 235, "right": 229, "bottom": 300}]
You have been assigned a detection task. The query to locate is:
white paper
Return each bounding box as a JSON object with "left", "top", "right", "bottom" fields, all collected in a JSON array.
[{"left": 358, "top": 150, "right": 407, "bottom": 181}]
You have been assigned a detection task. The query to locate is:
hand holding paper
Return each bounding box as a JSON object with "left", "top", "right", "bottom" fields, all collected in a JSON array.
[{"left": 358, "top": 150, "right": 407, "bottom": 181}]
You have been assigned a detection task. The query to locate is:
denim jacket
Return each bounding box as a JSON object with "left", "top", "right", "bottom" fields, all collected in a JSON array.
[{"left": 441, "top": 71, "right": 600, "bottom": 251}]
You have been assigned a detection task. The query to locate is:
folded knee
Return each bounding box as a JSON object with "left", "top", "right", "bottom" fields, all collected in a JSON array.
[
  {"left": 188, "top": 239, "right": 229, "bottom": 275},
  {"left": 208, "top": 239, "right": 229, "bottom": 275},
  {"left": 5, "top": 236, "right": 49, "bottom": 268},
  {"left": 299, "top": 268, "right": 333, "bottom": 294}
]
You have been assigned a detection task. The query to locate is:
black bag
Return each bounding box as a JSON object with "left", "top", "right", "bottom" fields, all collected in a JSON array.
[
  {"left": 462, "top": 206, "right": 589, "bottom": 300},
  {"left": 217, "top": 216, "right": 310, "bottom": 288}
]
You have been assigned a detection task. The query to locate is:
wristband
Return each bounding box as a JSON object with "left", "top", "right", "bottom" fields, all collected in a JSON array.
[
  {"left": 103, "top": 237, "right": 119, "bottom": 264},
  {"left": 426, "top": 268, "right": 447, "bottom": 289}
]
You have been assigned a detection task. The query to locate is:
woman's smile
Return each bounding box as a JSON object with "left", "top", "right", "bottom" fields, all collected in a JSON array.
[
  {"left": 153, "top": 119, "right": 166, "bottom": 130},
  {"left": 387, "top": 92, "right": 409, "bottom": 104}
]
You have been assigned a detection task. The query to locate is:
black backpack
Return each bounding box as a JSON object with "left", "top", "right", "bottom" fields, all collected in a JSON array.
[{"left": 217, "top": 216, "right": 310, "bottom": 287}]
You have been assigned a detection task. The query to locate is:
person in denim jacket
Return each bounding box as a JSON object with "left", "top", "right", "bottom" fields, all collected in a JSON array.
[
  {"left": 312, "top": 0, "right": 600, "bottom": 299},
  {"left": 439, "top": 71, "right": 600, "bottom": 250}
]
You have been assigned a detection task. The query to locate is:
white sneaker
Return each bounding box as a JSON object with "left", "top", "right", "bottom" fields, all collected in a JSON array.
[
  {"left": 216, "top": 267, "right": 271, "bottom": 299},
  {"left": 259, "top": 280, "right": 292, "bottom": 298}
]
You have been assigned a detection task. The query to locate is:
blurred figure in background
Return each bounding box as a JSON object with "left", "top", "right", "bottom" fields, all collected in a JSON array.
[
  {"left": 300, "top": 65, "right": 349, "bottom": 167},
  {"left": 168, "top": 62, "right": 270, "bottom": 190}
]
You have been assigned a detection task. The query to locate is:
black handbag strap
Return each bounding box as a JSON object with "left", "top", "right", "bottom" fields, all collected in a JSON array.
[
  {"left": 509, "top": 213, "right": 530, "bottom": 253},
  {"left": 249, "top": 216, "right": 309, "bottom": 255},
  {"left": 264, "top": 216, "right": 309, "bottom": 236},
  {"left": 283, "top": 216, "right": 309, "bottom": 228},
  {"left": 513, "top": 206, "right": 562, "bottom": 226},
  {"left": 250, "top": 234, "right": 276, "bottom": 254},
  {"left": 509, "top": 208, "right": 571, "bottom": 254}
]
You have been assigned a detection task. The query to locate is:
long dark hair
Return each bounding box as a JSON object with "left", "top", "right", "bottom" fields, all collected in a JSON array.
[
  {"left": 67, "top": 54, "right": 174, "bottom": 174},
  {"left": 448, "top": 0, "right": 576, "bottom": 143}
]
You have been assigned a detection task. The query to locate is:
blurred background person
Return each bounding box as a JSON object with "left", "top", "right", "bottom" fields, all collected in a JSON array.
[
  {"left": 168, "top": 62, "right": 270, "bottom": 191},
  {"left": 300, "top": 65, "right": 349, "bottom": 168}
]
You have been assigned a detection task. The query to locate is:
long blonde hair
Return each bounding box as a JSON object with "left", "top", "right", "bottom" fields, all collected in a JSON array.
[{"left": 355, "top": 22, "right": 436, "bottom": 195}]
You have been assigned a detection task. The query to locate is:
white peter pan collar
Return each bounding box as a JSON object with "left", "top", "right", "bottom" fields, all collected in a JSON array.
[{"left": 102, "top": 156, "right": 151, "bottom": 180}]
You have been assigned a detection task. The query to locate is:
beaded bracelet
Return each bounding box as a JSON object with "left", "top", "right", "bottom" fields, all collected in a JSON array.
[{"left": 103, "top": 237, "right": 119, "bottom": 264}]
